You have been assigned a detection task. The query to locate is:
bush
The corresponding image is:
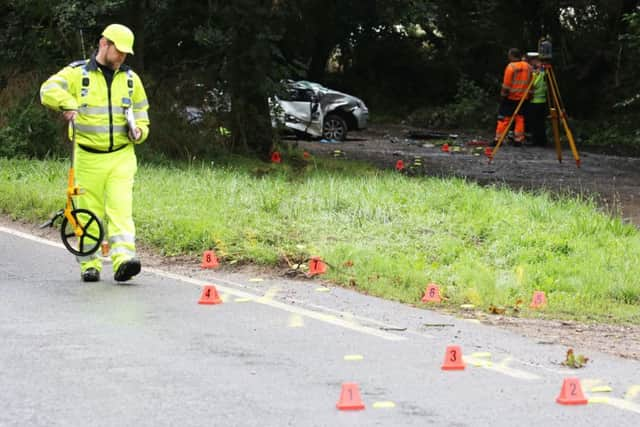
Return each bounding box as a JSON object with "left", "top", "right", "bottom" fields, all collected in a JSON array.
[
  {"left": 0, "top": 92, "right": 62, "bottom": 158},
  {"left": 574, "top": 119, "right": 640, "bottom": 156},
  {"left": 135, "top": 79, "right": 233, "bottom": 162},
  {"left": 408, "top": 77, "right": 494, "bottom": 130}
]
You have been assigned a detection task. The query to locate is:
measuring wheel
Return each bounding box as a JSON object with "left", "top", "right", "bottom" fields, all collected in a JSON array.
[{"left": 60, "top": 208, "right": 104, "bottom": 256}]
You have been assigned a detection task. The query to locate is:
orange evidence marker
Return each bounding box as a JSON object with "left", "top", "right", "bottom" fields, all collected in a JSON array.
[
  {"left": 201, "top": 250, "right": 219, "bottom": 269},
  {"left": 484, "top": 147, "right": 493, "bottom": 158},
  {"left": 308, "top": 256, "right": 327, "bottom": 276},
  {"left": 336, "top": 383, "right": 365, "bottom": 410},
  {"left": 198, "top": 285, "right": 223, "bottom": 305},
  {"left": 530, "top": 290, "right": 547, "bottom": 309},
  {"left": 441, "top": 143, "right": 450, "bottom": 152},
  {"left": 441, "top": 345, "right": 466, "bottom": 371},
  {"left": 556, "top": 378, "right": 588, "bottom": 405},
  {"left": 421, "top": 283, "right": 442, "bottom": 303},
  {"left": 395, "top": 159, "right": 405, "bottom": 171},
  {"left": 271, "top": 151, "right": 282, "bottom": 163}
]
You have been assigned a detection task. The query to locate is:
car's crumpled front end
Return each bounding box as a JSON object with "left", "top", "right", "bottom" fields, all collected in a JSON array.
[{"left": 273, "top": 80, "right": 368, "bottom": 140}]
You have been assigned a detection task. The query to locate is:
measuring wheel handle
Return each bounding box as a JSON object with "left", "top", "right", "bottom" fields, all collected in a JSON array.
[{"left": 39, "top": 210, "right": 64, "bottom": 229}]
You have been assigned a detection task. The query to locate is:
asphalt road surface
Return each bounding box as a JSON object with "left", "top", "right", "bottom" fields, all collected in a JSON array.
[{"left": 1, "top": 226, "right": 639, "bottom": 426}]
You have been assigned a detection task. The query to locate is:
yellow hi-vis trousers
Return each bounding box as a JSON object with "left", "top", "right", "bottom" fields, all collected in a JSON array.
[{"left": 74, "top": 144, "right": 137, "bottom": 273}]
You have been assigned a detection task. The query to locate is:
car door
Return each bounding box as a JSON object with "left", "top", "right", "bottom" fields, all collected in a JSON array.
[{"left": 276, "top": 87, "right": 323, "bottom": 137}]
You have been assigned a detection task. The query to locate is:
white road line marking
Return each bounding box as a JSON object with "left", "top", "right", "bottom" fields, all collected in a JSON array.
[
  {"left": 464, "top": 355, "right": 541, "bottom": 381},
  {"left": 1, "top": 225, "right": 406, "bottom": 341},
  {"left": 12, "top": 223, "right": 640, "bottom": 420},
  {"left": 261, "top": 286, "right": 280, "bottom": 301},
  {"left": 147, "top": 268, "right": 407, "bottom": 341},
  {"left": 300, "top": 300, "right": 421, "bottom": 336},
  {"left": 0, "top": 226, "right": 65, "bottom": 249},
  {"left": 589, "top": 396, "right": 640, "bottom": 414}
]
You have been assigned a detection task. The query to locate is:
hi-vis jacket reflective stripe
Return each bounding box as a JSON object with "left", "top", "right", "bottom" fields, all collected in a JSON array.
[
  {"left": 501, "top": 61, "right": 533, "bottom": 101},
  {"left": 40, "top": 54, "right": 150, "bottom": 151}
]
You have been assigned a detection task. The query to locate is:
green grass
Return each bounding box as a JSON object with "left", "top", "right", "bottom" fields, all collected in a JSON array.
[{"left": 1, "top": 155, "right": 639, "bottom": 323}]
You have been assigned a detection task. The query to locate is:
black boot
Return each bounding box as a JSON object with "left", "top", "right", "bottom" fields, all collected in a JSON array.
[
  {"left": 114, "top": 258, "right": 141, "bottom": 282},
  {"left": 81, "top": 268, "right": 100, "bottom": 282}
]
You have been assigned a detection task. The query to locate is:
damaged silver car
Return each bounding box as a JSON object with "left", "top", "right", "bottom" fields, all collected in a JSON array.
[{"left": 271, "top": 80, "right": 369, "bottom": 141}]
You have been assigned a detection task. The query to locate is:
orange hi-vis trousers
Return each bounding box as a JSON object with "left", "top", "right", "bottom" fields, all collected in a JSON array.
[{"left": 495, "top": 114, "right": 525, "bottom": 142}]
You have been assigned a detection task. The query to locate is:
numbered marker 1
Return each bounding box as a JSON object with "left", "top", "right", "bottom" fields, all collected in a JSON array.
[{"left": 336, "top": 382, "right": 365, "bottom": 410}]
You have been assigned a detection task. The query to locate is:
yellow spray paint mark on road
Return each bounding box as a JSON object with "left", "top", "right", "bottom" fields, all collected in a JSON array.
[
  {"left": 584, "top": 381, "right": 640, "bottom": 413},
  {"left": 343, "top": 354, "right": 364, "bottom": 361},
  {"left": 463, "top": 319, "right": 481, "bottom": 324},
  {"left": 234, "top": 297, "right": 253, "bottom": 303},
  {"left": 464, "top": 355, "right": 540, "bottom": 381},
  {"left": 471, "top": 352, "right": 492, "bottom": 359},
  {"left": 590, "top": 386, "right": 613, "bottom": 393},
  {"left": 468, "top": 352, "right": 492, "bottom": 367},
  {"left": 372, "top": 401, "right": 396, "bottom": 409},
  {"left": 315, "top": 287, "right": 330, "bottom": 292},
  {"left": 625, "top": 385, "right": 640, "bottom": 401},
  {"left": 249, "top": 278, "right": 264, "bottom": 282},
  {"left": 582, "top": 379, "right": 612, "bottom": 394},
  {"left": 288, "top": 314, "right": 304, "bottom": 328},
  {"left": 470, "top": 359, "right": 493, "bottom": 368}
]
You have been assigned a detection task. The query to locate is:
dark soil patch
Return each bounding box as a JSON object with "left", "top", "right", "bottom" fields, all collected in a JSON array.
[{"left": 301, "top": 124, "right": 640, "bottom": 225}]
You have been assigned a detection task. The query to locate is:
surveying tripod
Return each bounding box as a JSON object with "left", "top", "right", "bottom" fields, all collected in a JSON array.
[{"left": 488, "top": 62, "right": 581, "bottom": 168}]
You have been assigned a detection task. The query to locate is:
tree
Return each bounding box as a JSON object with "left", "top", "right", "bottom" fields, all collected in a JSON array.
[{"left": 192, "top": 0, "right": 297, "bottom": 156}]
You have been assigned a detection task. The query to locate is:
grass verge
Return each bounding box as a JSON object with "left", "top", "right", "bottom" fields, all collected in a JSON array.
[{"left": 1, "top": 155, "right": 638, "bottom": 323}]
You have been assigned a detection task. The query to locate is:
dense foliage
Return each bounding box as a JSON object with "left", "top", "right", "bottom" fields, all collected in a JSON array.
[{"left": 2, "top": 0, "right": 640, "bottom": 157}]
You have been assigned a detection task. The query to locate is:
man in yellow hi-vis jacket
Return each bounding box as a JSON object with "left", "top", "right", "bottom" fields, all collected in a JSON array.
[{"left": 40, "top": 24, "right": 150, "bottom": 282}]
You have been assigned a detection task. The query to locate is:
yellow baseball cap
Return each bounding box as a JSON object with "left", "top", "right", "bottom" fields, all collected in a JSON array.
[{"left": 102, "top": 24, "right": 135, "bottom": 55}]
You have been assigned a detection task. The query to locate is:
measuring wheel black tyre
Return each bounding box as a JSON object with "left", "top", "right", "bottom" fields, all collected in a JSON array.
[
  {"left": 322, "top": 114, "right": 348, "bottom": 141},
  {"left": 60, "top": 209, "right": 104, "bottom": 256}
]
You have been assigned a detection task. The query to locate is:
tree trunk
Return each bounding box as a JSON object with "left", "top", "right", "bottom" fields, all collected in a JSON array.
[
  {"left": 226, "top": 1, "right": 274, "bottom": 157},
  {"left": 129, "top": 0, "right": 147, "bottom": 72}
]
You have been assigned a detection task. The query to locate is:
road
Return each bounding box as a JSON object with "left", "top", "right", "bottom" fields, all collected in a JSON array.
[{"left": 1, "top": 226, "right": 639, "bottom": 426}]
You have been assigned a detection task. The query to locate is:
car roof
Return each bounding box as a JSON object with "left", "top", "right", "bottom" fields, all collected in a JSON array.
[{"left": 289, "top": 80, "right": 328, "bottom": 91}]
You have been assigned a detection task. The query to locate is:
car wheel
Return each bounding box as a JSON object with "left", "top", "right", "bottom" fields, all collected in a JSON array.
[{"left": 322, "top": 114, "right": 348, "bottom": 141}]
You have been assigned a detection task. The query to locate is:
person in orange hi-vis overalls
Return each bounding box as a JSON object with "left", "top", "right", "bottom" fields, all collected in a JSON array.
[{"left": 494, "top": 48, "right": 533, "bottom": 145}]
